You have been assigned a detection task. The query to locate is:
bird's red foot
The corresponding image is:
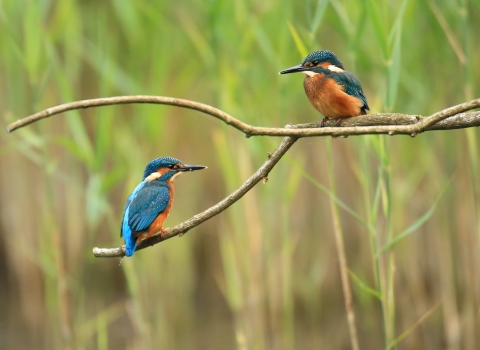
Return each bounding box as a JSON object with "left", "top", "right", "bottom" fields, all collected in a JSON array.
[
  {"left": 160, "top": 228, "right": 169, "bottom": 237},
  {"left": 320, "top": 117, "right": 329, "bottom": 127},
  {"left": 334, "top": 117, "right": 344, "bottom": 127}
]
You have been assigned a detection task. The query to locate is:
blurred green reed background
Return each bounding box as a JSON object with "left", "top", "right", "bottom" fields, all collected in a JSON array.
[{"left": 1, "top": 0, "right": 479, "bottom": 349}]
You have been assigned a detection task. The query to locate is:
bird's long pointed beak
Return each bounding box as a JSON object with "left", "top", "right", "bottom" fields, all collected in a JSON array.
[
  {"left": 179, "top": 164, "right": 207, "bottom": 172},
  {"left": 279, "top": 64, "right": 310, "bottom": 75}
]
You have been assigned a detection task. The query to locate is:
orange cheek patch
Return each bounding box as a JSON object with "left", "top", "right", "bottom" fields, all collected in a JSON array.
[{"left": 157, "top": 168, "right": 170, "bottom": 176}]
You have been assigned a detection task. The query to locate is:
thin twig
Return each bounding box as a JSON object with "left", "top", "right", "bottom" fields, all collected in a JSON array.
[
  {"left": 6, "top": 96, "right": 480, "bottom": 137},
  {"left": 387, "top": 299, "right": 442, "bottom": 349}
]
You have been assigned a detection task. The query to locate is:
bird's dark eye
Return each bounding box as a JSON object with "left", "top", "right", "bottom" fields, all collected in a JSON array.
[
  {"left": 311, "top": 60, "right": 319, "bottom": 65},
  {"left": 167, "top": 164, "right": 175, "bottom": 169}
]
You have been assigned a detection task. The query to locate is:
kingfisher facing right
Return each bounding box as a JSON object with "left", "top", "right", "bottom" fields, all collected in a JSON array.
[
  {"left": 121, "top": 156, "right": 206, "bottom": 257},
  {"left": 280, "top": 50, "right": 369, "bottom": 126}
]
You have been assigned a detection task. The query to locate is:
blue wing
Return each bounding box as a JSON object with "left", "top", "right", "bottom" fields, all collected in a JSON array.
[
  {"left": 121, "top": 181, "right": 170, "bottom": 256},
  {"left": 128, "top": 181, "right": 170, "bottom": 233},
  {"left": 332, "top": 71, "right": 370, "bottom": 111}
]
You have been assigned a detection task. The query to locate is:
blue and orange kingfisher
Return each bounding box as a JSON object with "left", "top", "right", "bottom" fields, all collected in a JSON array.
[
  {"left": 280, "top": 50, "right": 369, "bottom": 126},
  {"left": 121, "top": 157, "right": 206, "bottom": 257}
]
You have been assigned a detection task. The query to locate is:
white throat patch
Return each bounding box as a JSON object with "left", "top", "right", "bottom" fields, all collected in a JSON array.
[
  {"left": 301, "top": 71, "right": 318, "bottom": 77},
  {"left": 170, "top": 172, "right": 183, "bottom": 181}
]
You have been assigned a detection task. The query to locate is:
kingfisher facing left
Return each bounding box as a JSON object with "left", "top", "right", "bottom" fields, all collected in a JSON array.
[
  {"left": 121, "top": 156, "right": 206, "bottom": 257},
  {"left": 280, "top": 50, "right": 369, "bottom": 126}
]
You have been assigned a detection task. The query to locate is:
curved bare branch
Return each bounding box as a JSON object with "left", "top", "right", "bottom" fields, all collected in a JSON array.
[{"left": 6, "top": 96, "right": 480, "bottom": 138}]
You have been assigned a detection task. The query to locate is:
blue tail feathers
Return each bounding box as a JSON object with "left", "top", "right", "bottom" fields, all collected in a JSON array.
[
  {"left": 122, "top": 206, "right": 137, "bottom": 257},
  {"left": 125, "top": 236, "right": 137, "bottom": 257}
]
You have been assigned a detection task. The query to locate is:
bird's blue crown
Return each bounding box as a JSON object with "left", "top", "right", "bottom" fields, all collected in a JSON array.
[
  {"left": 143, "top": 156, "right": 182, "bottom": 180},
  {"left": 302, "top": 50, "right": 344, "bottom": 70}
]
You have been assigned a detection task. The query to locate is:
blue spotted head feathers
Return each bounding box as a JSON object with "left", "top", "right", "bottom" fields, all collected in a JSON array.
[
  {"left": 302, "top": 50, "right": 344, "bottom": 70},
  {"left": 143, "top": 156, "right": 182, "bottom": 180}
]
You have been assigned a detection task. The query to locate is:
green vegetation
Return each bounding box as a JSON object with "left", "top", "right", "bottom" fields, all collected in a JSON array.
[{"left": 0, "top": 0, "right": 479, "bottom": 349}]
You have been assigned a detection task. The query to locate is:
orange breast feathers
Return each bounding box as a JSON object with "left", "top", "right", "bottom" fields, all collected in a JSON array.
[
  {"left": 135, "top": 181, "right": 175, "bottom": 244},
  {"left": 303, "top": 74, "right": 364, "bottom": 119}
]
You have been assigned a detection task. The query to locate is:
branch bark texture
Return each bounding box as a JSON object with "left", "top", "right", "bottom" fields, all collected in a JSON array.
[
  {"left": 6, "top": 95, "right": 479, "bottom": 258},
  {"left": 7, "top": 96, "right": 480, "bottom": 137}
]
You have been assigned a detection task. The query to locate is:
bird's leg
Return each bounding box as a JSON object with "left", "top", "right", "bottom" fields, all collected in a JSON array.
[
  {"left": 320, "top": 117, "right": 329, "bottom": 127},
  {"left": 160, "top": 228, "right": 169, "bottom": 237},
  {"left": 334, "top": 117, "right": 344, "bottom": 127}
]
